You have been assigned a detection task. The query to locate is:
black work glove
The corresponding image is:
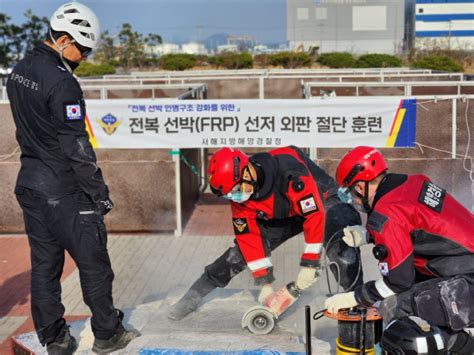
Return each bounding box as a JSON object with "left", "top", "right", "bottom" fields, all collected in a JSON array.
[{"left": 96, "top": 197, "right": 114, "bottom": 215}]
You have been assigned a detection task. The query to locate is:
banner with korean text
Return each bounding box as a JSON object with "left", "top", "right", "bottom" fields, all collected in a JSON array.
[{"left": 84, "top": 97, "right": 416, "bottom": 149}]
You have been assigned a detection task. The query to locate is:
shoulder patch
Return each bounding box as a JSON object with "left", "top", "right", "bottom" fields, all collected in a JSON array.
[
  {"left": 64, "top": 102, "right": 83, "bottom": 122},
  {"left": 233, "top": 218, "right": 249, "bottom": 235},
  {"left": 367, "top": 211, "right": 388, "bottom": 233},
  {"left": 298, "top": 194, "right": 319, "bottom": 216},
  {"left": 418, "top": 181, "right": 445, "bottom": 213}
]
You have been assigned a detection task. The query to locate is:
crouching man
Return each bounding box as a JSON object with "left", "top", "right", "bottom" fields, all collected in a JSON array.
[{"left": 325, "top": 146, "right": 474, "bottom": 354}]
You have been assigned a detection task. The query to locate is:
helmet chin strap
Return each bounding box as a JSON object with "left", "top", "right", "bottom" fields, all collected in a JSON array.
[
  {"left": 351, "top": 181, "right": 373, "bottom": 213},
  {"left": 49, "top": 28, "right": 73, "bottom": 74},
  {"left": 362, "top": 181, "right": 372, "bottom": 212}
]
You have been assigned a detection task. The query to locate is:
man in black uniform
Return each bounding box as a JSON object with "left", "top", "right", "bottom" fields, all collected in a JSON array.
[{"left": 7, "top": 3, "right": 139, "bottom": 354}]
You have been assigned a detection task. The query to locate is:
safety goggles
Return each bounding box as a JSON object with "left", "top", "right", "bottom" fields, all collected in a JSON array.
[{"left": 72, "top": 40, "right": 93, "bottom": 58}]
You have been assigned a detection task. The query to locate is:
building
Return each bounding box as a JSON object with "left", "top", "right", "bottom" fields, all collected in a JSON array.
[
  {"left": 181, "top": 42, "right": 208, "bottom": 55},
  {"left": 216, "top": 44, "right": 239, "bottom": 53},
  {"left": 286, "top": 0, "right": 407, "bottom": 54},
  {"left": 415, "top": 0, "right": 474, "bottom": 50}
]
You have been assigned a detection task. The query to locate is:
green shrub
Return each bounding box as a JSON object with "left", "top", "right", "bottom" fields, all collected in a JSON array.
[
  {"left": 269, "top": 52, "right": 312, "bottom": 68},
  {"left": 254, "top": 54, "right": 270, "bottom": 67},
  {"left": 194, "top": 55, "right": 211, "bottom": 67},
  {"left": 318, "top": 52, "right": 355, "bottom": 68},
  {"left": 209, "top": 52, "right": 253, "bottom": 69},
  {"left": 75, "top": 62, "right": 116, "bottom": 77},
  {"left": 412, "top": 55, "right": 464, "bottom": 72},
  {"left": 159, "top": 54, "right": 196, "bottom": 71},
  {"left": 207, "top": 55, "right": 223, "bottom": 68},
  {"left": 354, "top": 53, "right": 402, "bottom": 68}
]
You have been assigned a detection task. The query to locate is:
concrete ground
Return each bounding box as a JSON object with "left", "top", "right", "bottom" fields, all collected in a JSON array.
[{"left": 0, "top": 195, "right": 380, "bottom": 354}]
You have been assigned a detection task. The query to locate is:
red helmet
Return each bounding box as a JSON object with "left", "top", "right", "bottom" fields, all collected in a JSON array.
[
  {"left": 208, "top": 148, "right": 249, "bottom": 195},
  {"left": 336, "top": 146, "right": 388, "bottom": 187}
]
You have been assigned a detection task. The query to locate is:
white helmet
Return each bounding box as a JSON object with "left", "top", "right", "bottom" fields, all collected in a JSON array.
[{"left": 50, "top": 2, "right": 100, "bottom": 49}]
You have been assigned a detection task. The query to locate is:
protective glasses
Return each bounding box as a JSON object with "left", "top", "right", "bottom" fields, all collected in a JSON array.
[{"left": 72, "top": 40, "right": 92, "bottom": 58}]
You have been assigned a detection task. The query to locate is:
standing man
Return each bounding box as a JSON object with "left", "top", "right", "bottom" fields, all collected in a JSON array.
[
  {"left": 168, "top": 146, "right": 363, "bottom": 320},
  {"left": 325, "top": 146, "right": 474, "bottom": 354},
  {"left": 7, "top": 3, "right": 139, "bottom": 354}
]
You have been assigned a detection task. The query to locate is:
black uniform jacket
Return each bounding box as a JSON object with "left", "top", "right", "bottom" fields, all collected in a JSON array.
[{"left": 7, "top": 43, "right": 108, "bottom": 201}]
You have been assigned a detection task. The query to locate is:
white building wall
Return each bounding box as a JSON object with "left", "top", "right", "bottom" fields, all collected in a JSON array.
[
  {"left": 415, "top": 0, "right": 474, "bottom": 50},
  {"left": 287, "top": 0, "right": 406, "bottom": 55},
  {"left": 181, "top": 43, "right": 208, "bottom": 55}
]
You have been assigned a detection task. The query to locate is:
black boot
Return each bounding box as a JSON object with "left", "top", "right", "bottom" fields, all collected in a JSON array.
[
  {"left": 91, "top": 310, "right": 140, "bottom": 354},
  {"left": 167, "top": 274, "right": 216, "bottom": 321},
  {"left": 46, "top": 325, "right": 78, "bottom": 355}
]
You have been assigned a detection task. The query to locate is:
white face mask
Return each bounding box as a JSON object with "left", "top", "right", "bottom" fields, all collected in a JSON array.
[
  {"left": 337, "top": 187, "right": 353, "bottom": 204},
  {"left": 224, "top": 190, "right": 252, "bottom": 203},
  {"left": 49, "top": 28, "right": 74, "bottom": 73}
]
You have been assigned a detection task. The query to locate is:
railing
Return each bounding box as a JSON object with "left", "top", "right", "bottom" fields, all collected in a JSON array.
[
  {"left": 302, "top": 81, "right": 474, "bottom": 98},
  {"left": 1, "top": 83, "right": 207, "bottom": 101}
]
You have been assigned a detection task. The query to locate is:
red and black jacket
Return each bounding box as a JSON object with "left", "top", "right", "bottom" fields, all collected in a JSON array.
[
  {"left": 355, "top": 173, "right": 474, "bottom": 306},
  {"left": 231, "top": 146, "right": 337, "bottom": 285}
]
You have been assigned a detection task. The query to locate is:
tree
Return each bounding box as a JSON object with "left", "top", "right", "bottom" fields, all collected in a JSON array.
[
  {"left": 117, "top": 23, "right": 146, "bottom": 69},
  {"left": 8, "top": 24, "right": 26, "bottom": 62},
  {"left": 94, "top": 31, "right": 117, "bottom": 65},
  {"left": 144, "top": 33, "right": 162, "bottom": 64},
  {"left": 145, "top": 33, "right": 162, "bottom": 47},
  {"left": 21, "top": 9, "right": 49, "bottom": 55},
  {"left": 0, "top": 10, "right": 48, "bottom": 67},
  {"left": 0, "top": 13, "right": 12, "bottom": 66}
]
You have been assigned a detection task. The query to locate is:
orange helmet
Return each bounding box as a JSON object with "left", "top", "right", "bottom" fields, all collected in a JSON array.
[
  {"left": 336, "top": 146, "right": 388, "bottom": 187},
  {"left": 208, "top": 148, "right": 249, "bottom": 195}
]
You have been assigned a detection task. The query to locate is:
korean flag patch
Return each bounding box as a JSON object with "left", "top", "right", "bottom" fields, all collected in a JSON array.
[
  {"left": 64, "top": 103, "right": 83, "bottom": 121},
  {"left": 298, "top": 194, "right": 319, "bottom": 216},
  {"left": 378, "top": 262, "right": 389, "bottom": 276}
]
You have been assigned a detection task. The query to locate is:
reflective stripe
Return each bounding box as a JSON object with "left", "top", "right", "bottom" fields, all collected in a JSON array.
[
  {"left": 247, "top": 257, "right": 272, "bottom": 271},
  {"left": 375, "top": 278, "right": 396, "bottom": 298},
  {"left": 434, "top": 333, "right": 444, "bottom": 350},
  {"left": 304, "top": 243, "right": 323, "bottom": 254},
  {"left": 79, "top": 210, "right": 95, "bottom": 215},
  {"left": 416, "top": 337, "right": 428, "bottom": 353}
]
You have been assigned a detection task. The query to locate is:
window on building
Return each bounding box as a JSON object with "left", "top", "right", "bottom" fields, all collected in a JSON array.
[
  {"left": 297, "top": 7, "right": 309, "bottom": 20},
  {"left": 418, "top": 8, "right": 424, "bottom": 14},
  {"left": 315, "top": 7, "right": 327, "bottom": 20},
  {"left": 353, "top": 6, "right": 387, "bottom": 31}
]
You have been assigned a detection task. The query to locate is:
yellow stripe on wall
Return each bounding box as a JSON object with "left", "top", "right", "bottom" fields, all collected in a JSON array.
[{"left": 385, "top": 108, "right": 406, "bottom": 147}]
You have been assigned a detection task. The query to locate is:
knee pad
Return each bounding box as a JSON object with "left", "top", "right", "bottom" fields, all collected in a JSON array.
[
  {"left": 325, "top": 233, "right": 363, "bottom": 291},
  {"left": 381, "top": 316, "right": 446, "bottom": 355},
  {"left": 204, "top": 247, "right": 246, "bottom": 288}
]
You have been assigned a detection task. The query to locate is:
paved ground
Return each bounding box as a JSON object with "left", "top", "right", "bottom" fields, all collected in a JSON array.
[{"left": 0, "top": 194, "right": 380, "bottom": 354}]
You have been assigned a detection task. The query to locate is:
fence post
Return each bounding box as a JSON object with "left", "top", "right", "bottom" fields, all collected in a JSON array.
[
  {"left": 173, "top": 149, "right": 182, "bottom": 237},
  {"left": 452, "top": 98, "right": 457, "bottom": 159}
]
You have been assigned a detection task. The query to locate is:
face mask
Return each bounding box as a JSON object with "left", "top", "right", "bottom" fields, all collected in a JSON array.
[
  {"left": 337, "top": 187, "right": 353, "bottom": 204},
  {"left": 338, "top": 186, "right": 368, "bottom": 212},
  {"left": 224, "top": 190, "right": 252, "bottom": 203},
  {"left": 49, "top": 29, "right": 78, "bottom": 73}
]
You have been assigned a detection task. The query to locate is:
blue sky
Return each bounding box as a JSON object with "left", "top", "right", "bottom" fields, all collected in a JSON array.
[{"left": 0, "top": 0, "right": 287, "bottom": 44}]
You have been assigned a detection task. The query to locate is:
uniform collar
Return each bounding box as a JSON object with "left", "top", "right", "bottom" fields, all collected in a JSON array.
[
  {"left": 249, "top": 152, "right": 275, "bottom": 200},
  {"left": 33, "top": 42, "right": 79, "bottom": 71},
  {"left": 372, "top": 173, "right": 408, "bottom": 208}
]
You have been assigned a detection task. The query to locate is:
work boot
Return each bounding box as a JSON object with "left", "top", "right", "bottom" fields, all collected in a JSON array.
[
  {"left": 167, "top": 274, "right": 216, "bottom": 320},
  {"left": 91, "top": 323, "right": 140, "bottom": 354},
  {"left": 46, "top": 325, "right": 78, "bottom": 355}
]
